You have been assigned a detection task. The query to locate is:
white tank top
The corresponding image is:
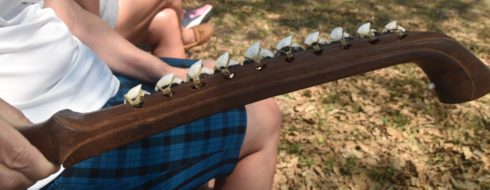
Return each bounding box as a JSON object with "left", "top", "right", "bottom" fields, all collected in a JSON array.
[
  {"left": 0, "top": 0, "right": 120, "bottom": 123},
  {"left": 1, "top": 1, "right": 120, "bottom": 189}
]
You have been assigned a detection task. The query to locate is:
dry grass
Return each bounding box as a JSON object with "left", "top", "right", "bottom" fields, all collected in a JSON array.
[{"left": 185, "top": 0, "right": 490, "bottom": 189}]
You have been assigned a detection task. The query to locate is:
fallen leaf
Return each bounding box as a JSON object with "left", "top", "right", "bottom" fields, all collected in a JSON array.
[
  {"left": 450, "top": 177, "right": 479, "bottom": 190},
  {"left": 462, "top": 146, "right": 473, "bottom": 160}
]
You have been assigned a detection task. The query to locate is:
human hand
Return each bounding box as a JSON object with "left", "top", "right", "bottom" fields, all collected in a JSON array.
[
  {"left": 167, "top": 66, "right": 189, "bottom": 82},
  {"left": 0, "top": 99, "right": 58, "bottom": 190},
  {"left": 166, "top": 59, "right": 216, "bottom": 82}
]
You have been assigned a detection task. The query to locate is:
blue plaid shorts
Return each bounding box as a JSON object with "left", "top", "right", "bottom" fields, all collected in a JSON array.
[{"left": 43, "top": 58, "right": 247, "bottom": 190}]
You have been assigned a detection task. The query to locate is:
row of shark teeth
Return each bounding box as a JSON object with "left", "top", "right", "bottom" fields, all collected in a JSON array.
[
  {"left": 267, "top": 21, "right": 406, "bottom": 55},
  {"left": 306, "top": 21, "right": 408, "bottom": 50},
  {"left": 124, "top": 21, "right": 408, "bottom": 107},
  {"left": 124, "top": 53, "right": 237, "bottom": 107},
  {"left": 324, "top": 21, "right": 406, "bottom": 48}
]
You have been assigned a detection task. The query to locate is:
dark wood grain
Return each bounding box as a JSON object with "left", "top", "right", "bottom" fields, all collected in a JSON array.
[{"left": 19, "top": 32, "right": 490, "bottom": 166}]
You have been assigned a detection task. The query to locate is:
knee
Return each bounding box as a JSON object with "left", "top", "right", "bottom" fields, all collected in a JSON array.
[
  {"left": 263, "top": 99, "right": 282, "bottom": 140},
  {"left": 154, "top": 8, "right": 179, "bottom": 25},
  {"left": 248, "top": 98, "right": 282, "bottom": 141},
  {"left": 239, "top": 99, "right": 282, "bottom": 157},
  {"left": 150, "top": 8, "right": 180, "bottom": 36}
]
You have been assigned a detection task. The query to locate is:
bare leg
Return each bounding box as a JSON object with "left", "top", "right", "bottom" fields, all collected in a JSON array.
[
  {"left": 145, "top": 9, "right": 186, "bottom": 58},
  {"left": 215, "top": 98, "right": 282, "bottom": 190},
  {"left": 116, "top": 0, "right": 195, "bottom": 46},
  {"left": 77, "top": 0, "right": 198, "bottom": 51}
]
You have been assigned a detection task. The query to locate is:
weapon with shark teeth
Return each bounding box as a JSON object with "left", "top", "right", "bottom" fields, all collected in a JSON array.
[{"left": 20, "top": 23, "right": 490, "bottom": 166}]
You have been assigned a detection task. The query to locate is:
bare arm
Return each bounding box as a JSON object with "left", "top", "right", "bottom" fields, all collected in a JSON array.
[
  {"left": 0, "top": 99, "right": 57, "bottom": 189},
  {"left": 44, "top": 0, "right": 187, "bottom": 82}
]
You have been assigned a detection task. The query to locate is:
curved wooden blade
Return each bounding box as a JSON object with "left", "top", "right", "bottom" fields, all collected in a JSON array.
[{"left": 19, "top": 32, "right": 490, "bottom": 166}]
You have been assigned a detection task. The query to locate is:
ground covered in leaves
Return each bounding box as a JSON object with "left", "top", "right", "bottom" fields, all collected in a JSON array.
[{"left": 185, "top": 0, "right": 490, "bottom": 189}]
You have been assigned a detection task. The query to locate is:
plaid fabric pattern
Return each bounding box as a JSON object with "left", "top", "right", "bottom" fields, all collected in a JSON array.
[{"left": 42, "top": 58, "right": 247, "bottom": 190}]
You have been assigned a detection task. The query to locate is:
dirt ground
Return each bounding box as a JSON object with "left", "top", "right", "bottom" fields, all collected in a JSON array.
[{"left": 184, "top": 1, "right": 490, "bottom": 189}]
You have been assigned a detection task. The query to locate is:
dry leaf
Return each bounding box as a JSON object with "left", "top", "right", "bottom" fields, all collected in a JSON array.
[{"left": 462, "top": 146, "right": 473, "bottom": 160}]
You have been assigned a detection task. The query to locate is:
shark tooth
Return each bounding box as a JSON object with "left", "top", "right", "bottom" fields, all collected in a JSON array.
[
  {"left": 216, "top": 52, "right": 230, "bottom": 69},
  {"left": 304, "top": 31, "right": 320, "bottom": 46},
  {"left": 124, "top": 84, "right": 148, "bottom": 107},
  {"left": 245, "top": 41, "right": 261, "bottom": 60},
  {"left": 330, "top": 27, "right": 345, "bottom": 42},
  {"left": 187, "top": 60, "right": 203, "bottom": 80},
  {"left": 276, "top": 35, "right": 293, "bottom": 50},
  {"left": 260, "top": 48, "right": 274, "bottom": 59}
]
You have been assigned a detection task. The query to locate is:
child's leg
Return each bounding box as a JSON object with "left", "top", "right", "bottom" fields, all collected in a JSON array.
[
  {"left": 77, "top": 0, "right": 206, "bottom": 53},
  {"left": 116, "top": 0, "right": 197, "bottom": 50},
  {"left": 145, "top": 8, "right": 186, "bottom": 58}
]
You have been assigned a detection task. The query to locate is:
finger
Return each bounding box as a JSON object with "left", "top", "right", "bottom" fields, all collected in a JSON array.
[
  {"left": 0, "top": 164, "right": 32, "bottom": 190},
  {"left": 0, "top": 119, "right": 58, "bottom": 181},
  {"left": 202, "top": 59, "right": 215, "bottom": 68},
  {"left": 167, "top": 66, "right": 188, "bottom": 82},
  {"left": 0, "top": 98, "right": 32, "bottom": 128}
]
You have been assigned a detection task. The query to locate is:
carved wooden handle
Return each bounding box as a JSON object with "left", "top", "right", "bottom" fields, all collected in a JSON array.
[{"left": 19, "top": 32, "right": 490, "bottom": 166}]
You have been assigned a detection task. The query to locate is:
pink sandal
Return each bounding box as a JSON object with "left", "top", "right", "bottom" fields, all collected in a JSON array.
[{"left": 182, "top": 4, "right": 213, "bottom": 29}]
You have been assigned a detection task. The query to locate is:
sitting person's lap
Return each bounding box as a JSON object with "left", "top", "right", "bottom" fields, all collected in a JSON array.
[{"left": 42, "top": 58, "right": 247, "bottom": 190}]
